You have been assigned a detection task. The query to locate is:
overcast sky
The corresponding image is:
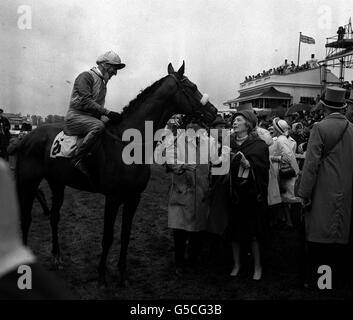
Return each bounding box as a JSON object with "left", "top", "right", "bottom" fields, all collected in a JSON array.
[{"left": 1, "top": 0, "right": 353, "bottom": 116}]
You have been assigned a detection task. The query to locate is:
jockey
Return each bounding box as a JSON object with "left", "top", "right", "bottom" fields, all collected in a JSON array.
[{"left": 64, "top": 51, "right": 125, "bottom": 176}]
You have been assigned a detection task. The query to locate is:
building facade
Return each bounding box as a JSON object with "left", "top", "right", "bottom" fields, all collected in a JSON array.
[{"left": 224, "top": 66, "right": 340, "bottom": 115}]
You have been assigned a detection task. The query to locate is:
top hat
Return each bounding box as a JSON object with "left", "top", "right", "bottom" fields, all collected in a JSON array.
[
  {"left": 346, "top": 90, "right": 353, "bottom": 104},
  {"left": 211, "top": 115, "right": 227, "bottom": 127},
  {"left": 320, "top": 86, "right": 347, "bottom": 109},
  {"left": 237, "top": 102, "right": 253, "bottom": 111}
]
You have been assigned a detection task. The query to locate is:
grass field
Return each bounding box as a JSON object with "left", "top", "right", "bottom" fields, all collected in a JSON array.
[{"left": 27, "top": 164, "right": 352, "bottom": 300}]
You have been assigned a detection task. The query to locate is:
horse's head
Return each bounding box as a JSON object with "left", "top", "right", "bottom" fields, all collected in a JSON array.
[{"left": 167, "top": 62, "right": 218, "bottom": 127}]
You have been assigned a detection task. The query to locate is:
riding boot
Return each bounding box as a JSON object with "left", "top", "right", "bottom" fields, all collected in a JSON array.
[
  {"left": 71, "top": 153, "right": 90, "bottom": 177},
  {"left": 71, "top": 129, "right": 102, "bottom": 178},
  {"left": 71, "top": 141, "right": 91, "bottom": 177}
]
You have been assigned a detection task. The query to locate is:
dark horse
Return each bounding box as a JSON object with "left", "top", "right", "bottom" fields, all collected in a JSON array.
[{"left": 16, "top": 62, "right": 217, "bottom": 285}]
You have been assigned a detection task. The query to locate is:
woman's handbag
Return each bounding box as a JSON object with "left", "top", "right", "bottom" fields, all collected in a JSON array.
[{"left": 279, "top": 161, "right": 296, "bottom": 179}]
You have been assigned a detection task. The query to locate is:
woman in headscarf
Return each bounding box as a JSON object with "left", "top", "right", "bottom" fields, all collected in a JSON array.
[
  {"left": 271, "top": 118, "right": 300, "bottom": 227},
  {"left": 228, "top": 110, "right": 269, "bottom": 281}
]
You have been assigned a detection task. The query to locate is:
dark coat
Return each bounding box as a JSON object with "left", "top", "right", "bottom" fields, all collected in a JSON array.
[
  {"left": 230, "top": 133, "right": 270, "bottom": 203},
  {"left": 298, "top": 113, "right": 353, "bottom": 244},
  {"left": 227, "top": 133, "right": 270, "bottom": 242}
]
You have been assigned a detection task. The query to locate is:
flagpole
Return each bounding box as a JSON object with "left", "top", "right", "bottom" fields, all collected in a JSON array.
[{"left": 297, "top": 32, "right": 301, "bottom": 66}]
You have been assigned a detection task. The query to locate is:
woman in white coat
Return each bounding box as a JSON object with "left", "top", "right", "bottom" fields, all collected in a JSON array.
[{"left": 270, "top": 118, "right": 299, "bottom": 227}]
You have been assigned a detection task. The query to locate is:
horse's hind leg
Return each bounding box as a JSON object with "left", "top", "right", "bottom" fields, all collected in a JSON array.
[
  {"left": 18, "top": 182, "right": 41, "bottom": 244},
  {"left": 16, "top": 157, "right": 44, "bottom": 244},
  {"left": 36, "top": 187, "right": 50, "bottom": 216},
  {"left": 48, "top": 182, "right": 65, "bottom": 268}
]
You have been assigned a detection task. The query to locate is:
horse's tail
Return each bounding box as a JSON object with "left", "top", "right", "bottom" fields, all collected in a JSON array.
[
  {"left": 16, "top": 127, "right": 48, "bottom": 161},
  {"left": 15, "top": 126, "right": 52, "bottom": 242}
]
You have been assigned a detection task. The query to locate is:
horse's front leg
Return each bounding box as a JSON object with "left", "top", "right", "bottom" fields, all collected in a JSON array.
[
  {"left": 98, "top": 195, "right": 121, "bottom": 286},
  {"left": 118, "top": 194, "right": 141, "bottom": 287}
]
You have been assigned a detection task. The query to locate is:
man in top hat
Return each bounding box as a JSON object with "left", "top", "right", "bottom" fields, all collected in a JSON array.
[
  {"left": 64, "top": 51, "right": 126, "bottom": 176},
  {"left": 237, "top": 102, "right": 253, "bottom": 112},
  {"left": 298, "top": 86, "right": 353, "bottom": 289},
  {"left": 345, "top": 89, "right": 353, "bottom": 123}
]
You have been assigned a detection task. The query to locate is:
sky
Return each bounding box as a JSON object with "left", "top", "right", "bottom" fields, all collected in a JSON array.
[{"left": 1, "top": 0, "right": 353, "bottom": 117}]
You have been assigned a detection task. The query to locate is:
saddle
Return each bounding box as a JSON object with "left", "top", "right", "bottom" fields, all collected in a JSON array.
[{"left": 50, "top": 131, "right": 84, "bottom": 158}]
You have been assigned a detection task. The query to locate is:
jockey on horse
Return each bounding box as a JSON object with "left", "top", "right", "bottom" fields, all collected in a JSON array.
[{"left": 64, "top": 51, "right": 125, "bottom": 176}]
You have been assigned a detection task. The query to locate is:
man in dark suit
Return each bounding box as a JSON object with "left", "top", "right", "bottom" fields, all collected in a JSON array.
[
  {"left": 298, "top": 87, "right": 353, "bottom": 290},
  {"left": 0, "top": 108, "right": 11, "bottom": 160}
]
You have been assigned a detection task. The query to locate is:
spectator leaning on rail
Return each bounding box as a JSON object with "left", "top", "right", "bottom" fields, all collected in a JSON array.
[
  {"left": 298, "top": 86, "right": 353, "bottom": 290},
  {"left": 64, "top": 51, "right": 125, "bottom": 177}
]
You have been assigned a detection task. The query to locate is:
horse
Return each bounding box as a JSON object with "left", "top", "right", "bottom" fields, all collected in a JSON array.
[{"left": 16, "top": 62, "right": 218, "bottom": 285}]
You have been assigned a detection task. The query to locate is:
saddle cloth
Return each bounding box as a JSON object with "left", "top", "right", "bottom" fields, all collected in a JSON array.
[{"left": 50, "top": 131, "right": 81, "bottom": 158}]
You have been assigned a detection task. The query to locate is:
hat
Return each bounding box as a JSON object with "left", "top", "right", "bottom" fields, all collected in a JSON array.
[
  {"left": 346, "top": 90, "right": 353, "bottom": 103},
  {"left": 211, "top": 116, "right": 227, "bottom": 127},
  {"left": 272, "top": 117, "right": 289, "bottom": 134},
  {"left": 237, "top": 102, "right": 253, "bottom": 111},
  {"left": 320, "top": 86, "right": 347, "bottom": 109},
  {"left": 96, "top": 51, "right": 125, "bottom": 69},
  {"left": 292, "top": 122, "right": 303, "bottom": 131},
  {"left": 233, "top": 110, "right": 258, "bottom": 130}
]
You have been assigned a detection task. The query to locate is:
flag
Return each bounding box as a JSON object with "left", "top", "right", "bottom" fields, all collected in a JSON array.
[{"left": 300, "top": 34, "right": 315, "bottom": 44}]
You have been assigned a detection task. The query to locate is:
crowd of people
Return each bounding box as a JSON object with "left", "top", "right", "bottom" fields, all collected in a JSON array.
[
  {"left": 2, "top": 83, "right": 353, "bottom": 297},
  {"left": 156, "top": 86, "right": 353, "bottom": 289},
  {"left": 244, "top": 57, "right": 319, "bottom": 83}
]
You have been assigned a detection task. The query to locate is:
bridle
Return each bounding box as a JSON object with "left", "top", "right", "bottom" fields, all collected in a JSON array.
[{"left": 168, "top": 74, "right": 213, "bottom": 127}]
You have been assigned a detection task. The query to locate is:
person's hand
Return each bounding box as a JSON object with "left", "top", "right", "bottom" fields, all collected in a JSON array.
[
  {"left": 170, "top": 165, "right": 185, "bottom": 175},
  {"left": 107, "top": 111, "right": 122, "bottom": 122},
  {"left": 298, "top": 196, "right": 311, "bottom": 208},
  {"left": 100, "top": 115, "right": 110, "bottom": 123},
  {"left": 237, "top": 152, "right": 250, "bottom": 168},
  {"left": 182, "top": 164, "right": 196, "bottom": 172},
  {"left": 297, "top": 143, "right": 305, "bottom": 154},
  {"left": 281, "top": 153, "right": 291, "bottom": 163},
  {"left": 270, "top": 155, "right": 281, "bottom": 163}
]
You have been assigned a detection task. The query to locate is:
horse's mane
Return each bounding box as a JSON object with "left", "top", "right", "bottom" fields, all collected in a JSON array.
[{"left": 119, "top": 75, "right": 169, "bottom": 119}]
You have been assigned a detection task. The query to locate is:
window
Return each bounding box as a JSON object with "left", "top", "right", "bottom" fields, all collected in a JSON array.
[{"left": 300, "top": 96, "right": 315, "bottom": 104}]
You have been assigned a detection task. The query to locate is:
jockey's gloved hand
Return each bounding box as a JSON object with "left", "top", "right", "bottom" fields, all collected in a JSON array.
[{"left": 107, "top": 111, "right": 122, "bottom": 122}]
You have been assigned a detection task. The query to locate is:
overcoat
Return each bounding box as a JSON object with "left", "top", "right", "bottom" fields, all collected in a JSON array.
[{"left": 298, "top": 113, "right": 353, "bottom": 244}]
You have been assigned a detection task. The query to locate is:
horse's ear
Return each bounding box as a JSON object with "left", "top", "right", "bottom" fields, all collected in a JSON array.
[
  {"left": 168, "top": 63, "right": 175, "bottom": 74},
  {"left": 177, "top": 61, "right": 185, "bottom": 77}
]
